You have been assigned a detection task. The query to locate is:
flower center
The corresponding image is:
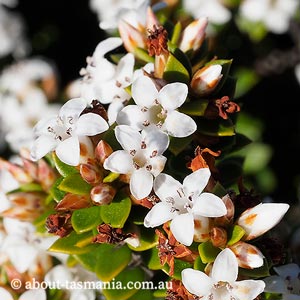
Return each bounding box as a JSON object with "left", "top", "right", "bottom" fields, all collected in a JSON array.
[{"left": 47, "top": 116, "right": 74, "bottom": 141}]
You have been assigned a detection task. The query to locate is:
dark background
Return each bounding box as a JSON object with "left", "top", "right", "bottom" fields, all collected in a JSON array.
[{"left": 11, "top": 0, "right": 300, "bottom": 205}]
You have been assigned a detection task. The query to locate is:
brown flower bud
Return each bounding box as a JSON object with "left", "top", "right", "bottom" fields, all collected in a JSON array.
[
  {"left": 80, "top": 163, "right": 102, "bottom": 184},
  {"left": 95, "top": 140, "right": 113, "bottom": 165},
  {"left": 210, "top": 227, "right": 227, "bottom": 247},
  {"left": 91, "top": 183, "right": 116, "bottom": 205}
]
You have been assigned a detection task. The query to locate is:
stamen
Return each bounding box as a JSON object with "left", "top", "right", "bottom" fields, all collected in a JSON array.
[
  {"left": 143, "top": 120, "right": 150, "bottom": 127},
  {"left": 141, "top": 141, "right": 146, "bottom": 149},
  {"left": 166, "top": 197, "right": 175, "bottom": 204},
  {"left": 150, "top": 150, "right": 158, "bottom": 158},
  {"left": 141, "top": 107, "right": 148, "bottom": 112},
  {"left": 130, "top": 150, "right": 136, "bottom": 156},
  {"left": 146, "top": 165, "right": 152, "bottom": 171},
  {"left": 177, "top": 188, "right": 184, "bottom": 198},
  {"left": 116, "top": 81, "right": 122, "bottom": 88}
]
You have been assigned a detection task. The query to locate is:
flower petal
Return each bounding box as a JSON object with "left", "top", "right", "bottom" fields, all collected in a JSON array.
[
  {"left": 144, "top": 201, "right": 174, "bottom": 228},
  {"left": 142, "top": 126, "right": 169, "bottom": 155},
  {"left": 149, "top": 156, "right": 167, "bottom": 177},
  {"left": 192, "top": 193, "right": 227, "bottom": 217},
  {"left": 183, "top": 168, "right": 211, "bottom": 198},
  {"left": 0, "top": 287, "right": 13, "bottom": 300},
  {"left": 274, "top": 263, "right": 300, "bottom": 279},
  {"left": 131, "top": 76, "right": 158, "bottom": 107},
  {"left": 55, "top": 136, "right": 80, "bottom": 166},
  {"left": 170, "top": 213, "right": 195, "bottom": 246},
  {"left": 154, "top": 173, "right": 182, "bottom": 201},
  {"left": 107, "top": 99, "right": 125, "bottom": 125},
  {"left": 229, "top": 241, "right": 264, "bottom": 269},
  {"left": 19, "top": 289, "right": 46, "bottom": 300},
  {"left": 237, "top": 203, "right": 290, "bottom": 240},
  {"left": 115, "top": 53, "right": 134, "bottom": 87},
  {"left": 130, "top": 168, "right": 153, "bottom": 199},
  {"left": 165, "top": 110, "right": 197, "bottom": 137},
  {"left": 211, "top": 248, "right": 238, "bottom": 283},
  {"left": 103, "top": 150, "right": 133, "bottom": 174},
  {"left": 182, "top": 268, "right": 213, "bottom": 297},
  {"left": 94, "top": 37, "right": 123, "bottom": 60},
  {"left": 76, "top": 113, "right": 108, "bottom": 136},
  {"left": 115, "top": 125, "right": 142, "bottom": 151},
  {"left": 30, "top": 135, "right": 58, "bottom": 161},
  {"left": 70, "top": 289, "right": 96, "bottom": 300},
  {"left": 158, "top": 82, "right": 188, "bottom": 110},
  {"left": 232, "top": 280, "right": 265, "bottom": 300},
  {"left": 59, "top": 98, "right": 87, "bottom": 119},
  {"left": 116, "top": 105, "right": 145, "bottom": 129}
]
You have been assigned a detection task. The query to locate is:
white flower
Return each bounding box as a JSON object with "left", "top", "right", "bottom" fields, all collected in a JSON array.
[
  {"left": 239, "top": 0, "right": 299, "bottom": 34},
  {"left": 182, "top": 248, "right": 265, "bottom": 300},
  {"left": 30, "top": 98, "right": 109, "bottom": 166},
  {"left": 79, "top": 37, "right": 135, "bottom": 125},
  {"left": 182, "top": 0, "right": 231, "bottom": 26},
  {"left": 144, "top": 168, "right": 227, "bottom": 246},
  {"left": 237, "top": 202, "right": 290, "bottom": 241},
  {"left": 117, "top": 76, "right": 197, "bottom": 138},
  {"left": 104, "top": 125, "right": 169, "bottom": 200},
  {"left": 264, "top": 263, "right": 300, "bottom": 299},
  {"left": 0, "top": 218, "right": 54, "bottom": 274}
]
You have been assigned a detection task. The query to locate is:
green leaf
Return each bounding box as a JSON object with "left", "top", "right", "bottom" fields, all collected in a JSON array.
[
  {"left": 193, "top": 256, "right": 206, "bottom": 272},
  {"left": 211, "top": 181, "right": 227, "bottom": 198},
  {"left": 198, "top": 241, "right": 221, "bottom": 263},
  {"left": 134, "top": 47, "right": 155, "bottom": 64},
  {"left": 163, "top": 258, "right": 193, "bottom": 280},
  {"left": 179, "top": 99, "right": 209, "bottom": 116},
  {"left": 74, "top": 244, "right": 100, "bottom": 272},
  {"left": 50, "top": 177, "right": 66, "bottom": 202},
  {"left": 102, "top": 267, "right": 145, "bottom": 300},
  {"left": 17, "top": 183, "right": 44, "bottom": 192},
  {"left": 163, "top": 53, "right": 190, "bottom": 84},
  {"left": 100, "top": 192, "right": 132, "bottom": 228},
  {"left": 52, "top": 152, "right": 78, "bottom": 177},
  {"left": 127, "top": 289, "right": 153, "bottom": 300},
  {"left": 170, "top": 22, "right": 182, "bottom": 45},
  {"left": 227, "top": 225, "right": 246, "bottom": 246},
  {"left": 58, "top": 173, "right": 92, "bottom": 195},
  {"left": 168, "top": 135, "right": 193, "bottom": 156},
  {"left": 127, "top": 227, "right": 158, "bottom": 251},
  {"left": 147, "top": 247, "right": 163, "bottom": 271},
  {"left": 234, "top": 67, "right": 260, "bottom": 98},
  {"left": 196, "top": 118, "right": 235, "bottom": 137},
  {"left": 103, "top": 172, "right": 120, "bottom": 183},
  {"left": 48, "top": 231, "right": 94, "bottom": 255},
  {"left": 71, "top": 206, "right": 102, "bottom": 233},
  {"left": 95, "top": 244, "right": 132, "bottom": 281}
]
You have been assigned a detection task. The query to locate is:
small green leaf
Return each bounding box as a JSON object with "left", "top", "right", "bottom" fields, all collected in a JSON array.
[
  {"left": 198, "top": 241, "right": 221, "bottom": 263},
  {"left": 197, "top": 118, "right": 235, "bottom": 137},
  {"left": 95, "top": 244, "right": 132, "bottom": 281},
  {"left": 171, "top": 22, "right": 182, "bottom": 45},
  {"left": 74, "top": 245, "right": 100, "bottom": 272},
  {"left": 102, "top": 267, "right": 145, "bottom": 300},
  {"left": 127, "top": 227, "right": 158, "bottom": 251},
  {"left": 147, "top": 247, "right": 163, "bottom": 271},
  {"left": 134, "top": 47, "right": 155, "bottom": 64},
  {"left": 71, "top": 206, "right": 102, "bottom": 233},
  {"left": 179, "top": 99, "right": 209, "bottom": 116},
  {"left": 50, "top": 177, "right": 66, "bottom": 202},
  {"left": 52, "top": 152, "right": 78, "bottom": 177},
  {"left": 194, "top": 256, "right": 206, "bottom": 272},
  {"left": 227, "top": 225, "right": 246, "bottom": 246},
  {"left": 103, "top": 172, "right": 120, "bottom": 183},
  {"left": 163, "top": 258, "right": 193, "bottom": 280},
  {"left": 100, "top": 192, "right": 132, "bottom": 228},
  {"left": 58, "top": 173, "right": 92, "bottom": 195},
  {"left": 17, "top": 183, "right": 44, "bottom": 192},
  {"left": 48, "top": 231, "right": 94, "bottom": 255},
  {"left": 163, "top": 53, "right": 190, "bottom": 84}
]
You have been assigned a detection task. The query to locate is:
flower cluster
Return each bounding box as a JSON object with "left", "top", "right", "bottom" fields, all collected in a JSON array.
[{"left": 0, "top": 1, "right": 299, "bottom": 300}]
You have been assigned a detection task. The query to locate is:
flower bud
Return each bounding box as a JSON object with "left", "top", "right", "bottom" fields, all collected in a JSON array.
[
  {"left": 210, "top": 227, "right": 227, "bottom": 247},
  {"left": 91, "top": 183, "right": 116, "bottom": 205},
  {"left": 179, "top": 17, "right": 208, "bottom": 53},
  {"left": 80, "top": 163, "right": 102, "bottom": 184},
  {"left": 191, "top": 64, "right": 223, "bottom": 96},
  {"left": 118, "top": 20, "right": 146, "bottom": 53},
  {"left": 95, "top": 140, "right": 113, "bottom": 165}
]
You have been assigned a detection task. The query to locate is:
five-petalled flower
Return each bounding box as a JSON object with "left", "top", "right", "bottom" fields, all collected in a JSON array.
[
  {"left": 117, "top": 75, "right": 197, "bottom": 138},
  {"left": 182, "top": 248, "right": 265, "bottom": 300},
  {"left": 144, "top": 168, "right": 227, "bottom": 246},
  {"left": 103, "top": 125, "right": 169, "bottom": 200},
  {"left": 30, "top": 97, "right": 109, "bottom": 166}
]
